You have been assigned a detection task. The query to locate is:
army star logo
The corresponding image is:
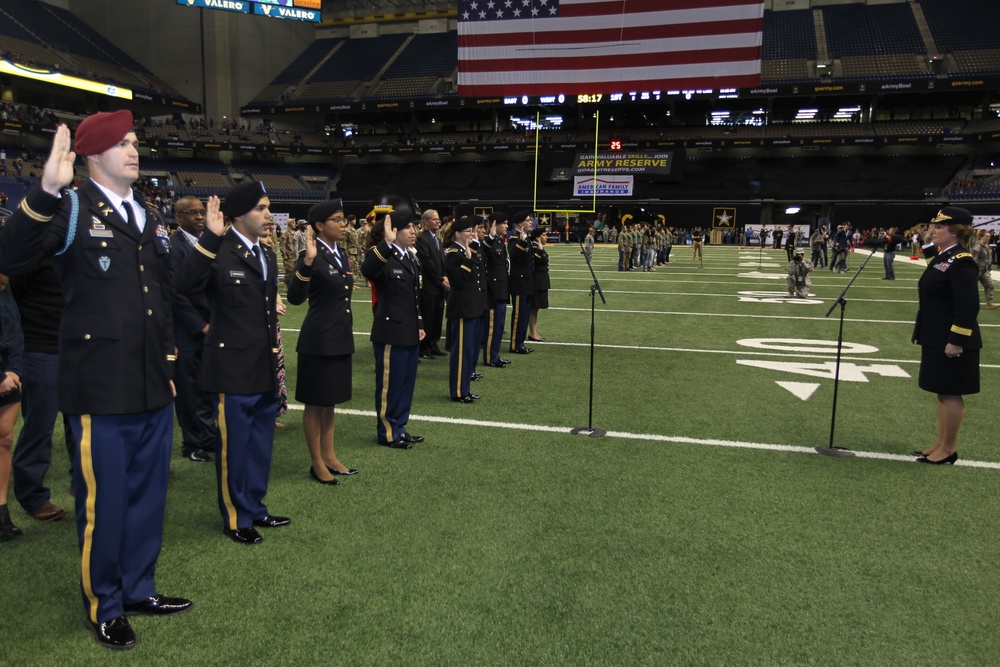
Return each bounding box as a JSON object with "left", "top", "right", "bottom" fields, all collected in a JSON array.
[{"left": 99, "top": 256, "right": 111, "bottom": 271}]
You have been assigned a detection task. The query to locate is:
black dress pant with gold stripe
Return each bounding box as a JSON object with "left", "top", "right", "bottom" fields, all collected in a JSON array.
[{"left": 67, "top": 404, "right": 173, "bottom": 624}]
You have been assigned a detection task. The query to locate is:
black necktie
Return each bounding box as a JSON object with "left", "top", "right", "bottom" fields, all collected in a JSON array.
[
  {"left": 251, "top": 245, "right": 266, "bottom": 278},
  {"left": 122, "top": 201, "right": 137, "bottom": 234}
]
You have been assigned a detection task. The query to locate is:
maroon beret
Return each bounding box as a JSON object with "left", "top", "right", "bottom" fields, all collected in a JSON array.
[{"left": 75, "top": 110, "right": 134, "bottom": 157}]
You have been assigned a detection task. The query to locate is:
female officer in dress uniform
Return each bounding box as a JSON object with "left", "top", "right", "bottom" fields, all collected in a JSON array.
[
  {"left": 912, "top": 207, "right": 982, "bottom": 465},
  {"left": 287, "top": 199, "right": 357, "bottom": 484},
  {"left": 528, "top": 227, "right": 550, "bottom": 342},
  {"left": 444, "top": 217, "right": 485, "bottom": 403}
]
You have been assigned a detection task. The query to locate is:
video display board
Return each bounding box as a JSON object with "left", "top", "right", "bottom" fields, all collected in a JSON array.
[{"left": 176, "top": 0, "right": 321, "bottom": 23}]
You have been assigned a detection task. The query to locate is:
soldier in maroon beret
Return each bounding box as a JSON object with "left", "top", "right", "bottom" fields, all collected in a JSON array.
[{"left": 0, "top": 113, "right": 191, "bottom": 650}]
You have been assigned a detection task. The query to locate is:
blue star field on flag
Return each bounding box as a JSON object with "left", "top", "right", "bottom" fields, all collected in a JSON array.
[{"left": 459, "top": 0, "right": 559, "bottom": 22}]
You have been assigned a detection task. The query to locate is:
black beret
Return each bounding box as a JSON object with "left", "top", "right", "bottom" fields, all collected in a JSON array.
[
  {"left": 372, "top": 194, "right": 418, "bottom": 229},
  {"left": 222, "top": 181, "right": 267, "bottom": 220},
  {"left": 489, "top": 212, "right": 508, "bottom": 225},
  {"left": 511, "top": 211, "right": 533, "bottom": 226},
  {"left": 931, "top": 206, "right": 973, "bottom": 227},
  {"left": 452, "top": 216, "right": 475, "bottom": 233},
  {"left": 529, "top": 227, "right": 548, "bottom": 240},
  {"left": 307, "top": 198, "right": 344, "bottom": 226}
]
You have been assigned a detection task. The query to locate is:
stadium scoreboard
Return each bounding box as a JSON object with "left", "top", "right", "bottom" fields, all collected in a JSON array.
[{"left": 176, "top": 0, "right": 321, "bottom": 23}]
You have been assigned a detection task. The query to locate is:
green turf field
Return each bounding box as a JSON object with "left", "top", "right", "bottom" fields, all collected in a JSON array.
[{"left": 4, "top": 242, "right": 999, "bottom": 665}]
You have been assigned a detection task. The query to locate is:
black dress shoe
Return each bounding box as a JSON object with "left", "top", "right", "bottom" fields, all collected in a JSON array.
[
  {"left": 431, "top": 347, "right": 447, "bottom": 357},
  {"left": 123, "top": 595, "right": 193, "bottom": 616},
  {"left": 327, "top": 466, "right": 359, "bottom": 476},
  {"left": 470, "top": 372, "right": 484, "bottom": 381},
  {"left": 86, "top": 615, "right": 136, "bottom": 651},
  {"left": 452, "top": 395, "right": 476, "bottom": 403},
  {"left": 512, "top": 347, "right": 534, "bottom": 354},
  {"left": 469, "top": 393, "right": 481, "bottom": 400},
  {"left": 224, "top": 527, "right": 263, "bottom": 545},
  {"left": 486, "top": 361, "right": 506, "bottom": 368},
  {"left": 380, "top": 439, "right": 413, "bottom": 450},
  {"left": 310, "top": 468, "right": 340, "bottom": 485},
  {"left": 183, "top": 449, "right": 212, "bottom": 463},
  {"left": 253, "top": 515, "right": 291, "bottom": 528},
  {"left": 497, "top": 357, "right": 511, "bottom": 365},
  {"left": 400, "top": 433, "right": 424, "bottom": 444},
  {"left": 419, "top": 351, "right": 435, "bottom": 360}
]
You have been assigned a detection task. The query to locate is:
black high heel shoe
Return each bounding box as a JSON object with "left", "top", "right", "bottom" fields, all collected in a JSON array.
[
  {"left": 327, "top": 466, "right": 359, "bottom": 476},
  {"left": 917, "top": 452, "right": 958, "bottom": 465},
  {"left": 310, "top": 467, "right": 340, "bottom": 485},
  {"left": 912, "top": 450, "right": 931, "bottom": 457}
]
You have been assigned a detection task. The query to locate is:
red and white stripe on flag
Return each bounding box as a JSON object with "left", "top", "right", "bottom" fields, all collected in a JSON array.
[{"left": 457, "top": 0, "right": 764, "bottom": 97}]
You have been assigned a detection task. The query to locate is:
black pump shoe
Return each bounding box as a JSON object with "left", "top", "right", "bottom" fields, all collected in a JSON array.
[{"left": 917, "top": 452, "right": 958, "bottom": 465}]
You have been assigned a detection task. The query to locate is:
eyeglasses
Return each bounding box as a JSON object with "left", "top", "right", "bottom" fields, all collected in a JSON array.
[
  {"left": 177, "top": 209, "right": 206, "bottom": 217},
  {"left": 325, "top": 216, "right": 346, "bottom": 223}
]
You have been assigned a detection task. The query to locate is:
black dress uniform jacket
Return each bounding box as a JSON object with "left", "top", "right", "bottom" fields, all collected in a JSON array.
[
  {"left": 0, "top": 181, "right": 174, "bottom": 415},
  {"left": 532, "top": 243, "right": 551, "bottom": 291},
  {"left": 169, "top": 231, "right": 211, "bottom": 352},
  {"left": 482, "top": 235, "right": 509, "bottom": 302},
  {"left": 445, "top": 243, "right": 485, "bottom": 319},
  {"left": 508, "top": 235, "right": 534, "bottom": 296},
  {"left": 175, "top": 227, "right": 280, "bottom": 394},
  {"left": 362, "top": 240, "right": 423, "bottom": 346},
  {"left": 471, "top": 240, "right": 490, "bottom": 312},
  {"left": 286, "top": 245, "right": 354, "bottom": 356},
  {"left": 913, "top": 244, "right": 982, "bottom": 349}
]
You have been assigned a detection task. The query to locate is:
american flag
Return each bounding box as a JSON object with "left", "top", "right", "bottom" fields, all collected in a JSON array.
[{"left": 457, "top": 0, "right": 764, "bottom": 97}]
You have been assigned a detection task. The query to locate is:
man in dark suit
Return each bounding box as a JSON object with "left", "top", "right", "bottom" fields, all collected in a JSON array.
[
  {"left": 445, "top": 217, "right": 485, "bottom": 403},
  {"left": 508, "top": 211, "right": 535, "bottom": 354},
  {"left": 415, "top": 209, "right": 448, "bottom": 360},
  {"left": 361, "top": 204, "right": 425, "bottom": 448},
  {"left": 169, "top": 196, "right": 214, "bottom": 463},
  {"left": 175, "top": 181, "right": 289, "bottom": 546},
  {"left": 482, "top": 212, "right": 511, "bottom": 368},
  {"left": 0, "top": 112, "right": 191, "bottom": 651}
]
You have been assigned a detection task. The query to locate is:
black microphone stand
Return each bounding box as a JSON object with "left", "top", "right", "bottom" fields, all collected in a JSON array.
[
  {"left": 815, "top": 244, "right": 880, "bottom": 458},
  {"left": 571, "top": 239, "right": 607, "bottom": 437},
  {"left": 757, "top": 227, "right": 765, "bottom": 270}
]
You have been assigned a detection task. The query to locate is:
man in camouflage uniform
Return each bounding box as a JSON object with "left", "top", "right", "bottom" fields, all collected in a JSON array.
[
  {"left": 280, "top": 221, "right": 296, "bottom": 288},
  {"left": 973, "top": 229, "right": 999, "bottom": 309},
  {"left": 343, "top": 214, "right": 361, "bottom": 277},
  {"left": 786, "top": 247, "right": 813, "bottom": 298}
]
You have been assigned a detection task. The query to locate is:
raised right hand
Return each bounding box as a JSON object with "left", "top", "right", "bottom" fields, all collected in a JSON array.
[
  {"left": 383, "top": 214, "right": 396, "bottom": 245},
  {"left": 41, "top": 124, "right": 76, "bottom": 197},
  {"left": 304, "top": 225, "right": 317, "bottom": 265},
  {"left": 205, "top": 195, "right": 225, "bottom": 236}
]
